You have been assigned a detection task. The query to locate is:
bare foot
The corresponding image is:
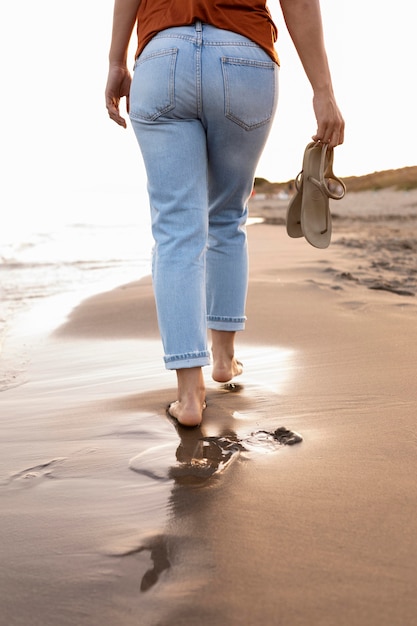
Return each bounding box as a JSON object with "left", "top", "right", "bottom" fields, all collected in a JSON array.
[
  {"left": 211, "top": 329, "right": 243, "bottom": 383},
  {"left": 167, "top": 399, "right": 207, "bottom": 428},
  {"left": 168, "top": 367, "right": 206, "bottom": 427},
  {"left": 212, "top": 358, "right": 243, "bottom": 383}
]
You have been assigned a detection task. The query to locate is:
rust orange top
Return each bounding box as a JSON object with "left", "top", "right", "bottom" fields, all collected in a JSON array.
[{"left": 135, "top": 0, "right": 279, "bottom": 64}]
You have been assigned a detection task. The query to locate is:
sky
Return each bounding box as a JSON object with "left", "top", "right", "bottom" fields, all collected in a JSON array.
[{"left": 1, "top": 0, "right": 416, "bottom": 231}]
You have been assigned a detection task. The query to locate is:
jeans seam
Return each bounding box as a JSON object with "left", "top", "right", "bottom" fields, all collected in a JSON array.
[
  {"left": 153, "top": 35, "right": 259, "bottom": 49},
  {"left": 195, "top": 25, "right": 202, "bottom": 117}
]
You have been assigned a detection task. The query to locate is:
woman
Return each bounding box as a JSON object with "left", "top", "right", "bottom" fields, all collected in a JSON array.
[{"left": 105, "top": 0, "right": 344, "bottom": 427}]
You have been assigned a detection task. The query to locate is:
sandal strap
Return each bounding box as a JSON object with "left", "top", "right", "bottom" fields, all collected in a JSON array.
[
  {"left": 311, "top": 143, "right": 346, "bottom": 200},
  {"left": 296, "top": 143, "right": 346, "bottom": 201},
  {"left": 294, "top": 170, "right": 303, "bottom": 192}
]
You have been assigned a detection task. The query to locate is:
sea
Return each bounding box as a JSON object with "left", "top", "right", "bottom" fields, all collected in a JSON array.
[
  {"left": 0, "top": 187, "right": 265, "bottom": 367},
  {"left": 0, "top": 198, "right": 154, "bottom": 355}
]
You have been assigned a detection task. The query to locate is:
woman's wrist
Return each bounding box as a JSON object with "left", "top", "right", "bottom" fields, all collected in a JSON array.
[
  {"left": 108, "top": 59, "right": 129, "bottom": 69},
  {"left": 312, "top": 83, "right": 335, "bottom": 98}
]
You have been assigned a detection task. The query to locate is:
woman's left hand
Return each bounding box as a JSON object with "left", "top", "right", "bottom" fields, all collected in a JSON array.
[{"left": 105, "top": 64, "right": 132, "bottom": 128}]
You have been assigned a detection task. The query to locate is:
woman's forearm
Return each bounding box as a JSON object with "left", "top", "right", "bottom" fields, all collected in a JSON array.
[
  {"left": 279, "top": 0, "right": 334, "bottom": 94},
  {"left": 279, "top": 0, "right": 344, "bottom": 145},
  {"left": 109, "top": 0, "right": 142, "bottom": 66},
  {"left": 105, "top": 0, "right": 141, "bottom": 127}
]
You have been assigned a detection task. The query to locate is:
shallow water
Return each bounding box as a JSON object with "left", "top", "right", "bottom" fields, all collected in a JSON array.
[
  {"left": 0, "top": 330, "right": 305, "bottom": 623},
  {"left": 0, "top": 219, "right": 153, "bottom": 357}
]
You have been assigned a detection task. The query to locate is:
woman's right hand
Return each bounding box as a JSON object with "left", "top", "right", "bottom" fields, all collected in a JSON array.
[{"left": 312, "top": 90, "right": 345, "bottom": 147}]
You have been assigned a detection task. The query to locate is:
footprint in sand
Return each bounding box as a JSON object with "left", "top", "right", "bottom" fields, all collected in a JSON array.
[
  {"left": 129, "top": 426, "right": 302, "bottom": 484},
  {"left": 6, "top": 458, "right": 66, "bottom": 487},
  {"left": 244, "top": 427, "right": 303, "bottom": 450}
]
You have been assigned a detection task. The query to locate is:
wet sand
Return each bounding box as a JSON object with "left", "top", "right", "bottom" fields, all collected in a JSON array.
[{"left": 1, "top": 189, "right": 417, "bottom": 625}]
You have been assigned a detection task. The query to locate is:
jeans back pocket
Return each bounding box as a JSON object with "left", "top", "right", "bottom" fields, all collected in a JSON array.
[
  {"left": 222, "top": 57, "right": 277, "bottom": 131},
  {"left": 130, "top": 48, "right": 178, "bottom": 121}
]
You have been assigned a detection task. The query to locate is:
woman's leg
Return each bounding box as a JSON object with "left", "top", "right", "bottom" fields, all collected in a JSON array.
[
  {"left": 129, "top": 27, "right": 211, "bottom": 425},
  {"left": 201, "top": 28, "right": 279, "bottom": 379},
  {"left": 129, "top": 32, "right": 211, "bottom": 373}
]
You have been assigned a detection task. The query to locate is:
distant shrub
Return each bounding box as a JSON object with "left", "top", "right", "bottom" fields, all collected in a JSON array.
[{"left": 253, "top": 167, "right": 417, "bottom": 194}]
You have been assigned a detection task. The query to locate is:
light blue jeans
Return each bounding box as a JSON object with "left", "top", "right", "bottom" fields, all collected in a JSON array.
[{"left": 129, "top": 22, "right": 278, "bottom": 369}]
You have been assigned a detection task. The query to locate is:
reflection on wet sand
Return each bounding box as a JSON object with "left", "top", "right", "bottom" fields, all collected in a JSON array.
[
  {"left": 130, "top": 380, "right": 302, "bottom": 488},
  {"left": 126, "top": 380, "right": 302, "bottom": 598}
]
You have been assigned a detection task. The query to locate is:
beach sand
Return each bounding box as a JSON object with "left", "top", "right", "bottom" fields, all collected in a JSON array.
[{"left": 1, "top": 189, "right": 417, "bottom": 625}]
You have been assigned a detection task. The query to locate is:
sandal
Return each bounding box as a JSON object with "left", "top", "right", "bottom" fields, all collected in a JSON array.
[
  {"left": 287, "top": 142, "right": 346, "bottom": 248},
  {"left": 286, "top": 170, "right": 304, "bottom": 238}
]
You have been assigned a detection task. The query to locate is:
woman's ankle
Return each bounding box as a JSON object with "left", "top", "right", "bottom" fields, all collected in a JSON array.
[
  {"left": 169, "top": 367, "right": 206, "bottom": 426},
  {"left": 211, "top": 330, "right": 242, "bottom": 383}
]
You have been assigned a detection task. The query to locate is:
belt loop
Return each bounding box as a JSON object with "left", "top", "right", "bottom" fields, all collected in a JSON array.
[{"left": 195, "top": 20, "right": 202, "bottom": 45}]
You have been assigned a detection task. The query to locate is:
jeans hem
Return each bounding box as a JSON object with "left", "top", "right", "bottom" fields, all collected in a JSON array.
[
  {"left": 164, "top": 352, "right": 211, "bottom": 370},
  {"left": 207, "top": 317, "right": 246, "bottom": 332}
]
